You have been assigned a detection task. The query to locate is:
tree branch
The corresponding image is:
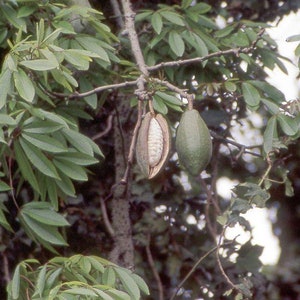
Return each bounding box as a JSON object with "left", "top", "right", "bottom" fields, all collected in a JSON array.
[
  {"left": 215, "top": 227, "right": 245, "bottom": 296},
  {"left": 148, "top": 29, "right": 265, "bottom": 73},
  {"left": 45, "top": 79, "right": 139, "bottom": 100},
  {"left": 210, "top": 131, "right": 262, "bottom": 157},
  {"left": 146, "top": 234, "right": 164, "bottom": 300},
  {"left": 100, "top": 197, "right": 115, "bottom": 238},
  {"left": 92, "top": 114, "right": 114, "bottom": 140},
  {"left": 109, "top": 0, "right": 124, "bottom": 28},
  {"left": 170, "top": 241, "right": 233, "bottom": 300}
]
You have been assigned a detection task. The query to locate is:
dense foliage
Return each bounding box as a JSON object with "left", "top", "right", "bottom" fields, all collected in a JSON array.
[{"left": 0, "top": 0, "right": 300, "bottom": 299}]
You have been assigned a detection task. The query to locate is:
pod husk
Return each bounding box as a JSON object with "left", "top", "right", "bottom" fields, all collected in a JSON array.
[{"left": 136, "top": 112, "right": 171, "bottom": 179}]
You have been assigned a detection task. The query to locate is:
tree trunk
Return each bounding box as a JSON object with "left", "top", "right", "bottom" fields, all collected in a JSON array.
[{"left": 109, "top": 97, "right": 134, "bottom": 268}]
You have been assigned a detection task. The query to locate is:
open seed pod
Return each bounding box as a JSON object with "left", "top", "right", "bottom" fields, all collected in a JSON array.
[{"left": 136, "top": 112, "right": 171, "bottom": 179}]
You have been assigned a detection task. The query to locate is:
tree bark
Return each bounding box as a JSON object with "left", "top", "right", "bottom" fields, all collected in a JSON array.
[{"left": 109, "top": 97, "right": 134, "bottom": 268}]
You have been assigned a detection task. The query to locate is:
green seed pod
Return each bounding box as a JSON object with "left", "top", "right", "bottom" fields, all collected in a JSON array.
[
  {"left": 136, "top": 112, "right": 171, "bottom": 179},
  {"left": 175, "top": 109, "right": 212, "bottom": 176}
]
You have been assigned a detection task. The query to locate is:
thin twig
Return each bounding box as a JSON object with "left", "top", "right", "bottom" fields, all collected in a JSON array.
[
  {"left": 170, "top": 241, "right": 233, "bottom": 300},
  {"left": 45, "top": 79, "right": 139, "bottom": 100},
  {"left": 148, "top": 29, "right": 265, "bottom": 73},
  {"left": 215, "top": 227, "right": 242, "bottom": 295},
  {"left": 151, "top": 78, "right": 194, "bottom": 104},
  {"left": 8, "top": 156, "right": 19, "bottom": 210},
  {"left": 210, "top": 131, "right": 262, "bottom": 157},
  {"left": 92, "top": 115, "right": 114, "bottom": 140},
  {"left": 100, "top": 197, "right": 115, "bottom": 238},
  {"left": 109, "top": 0, "right": 124, "bottom": 28},
  {"left": 146, "top": 235, "right": 164, "bottom": 300},
  {"left": 121, "top": 99, "right": 143, "bottom": 184},
  {"left": 1, "top": 251, "right": 11, "bottom": 283}
]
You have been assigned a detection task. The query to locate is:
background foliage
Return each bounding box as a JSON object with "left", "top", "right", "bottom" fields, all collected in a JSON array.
[{"left": 0, "top": 0, "right": 300, "bottom": 299}]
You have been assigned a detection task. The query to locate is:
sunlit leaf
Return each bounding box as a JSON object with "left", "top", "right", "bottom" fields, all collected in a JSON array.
[{"left": 114, "top": 267, "right": 140, "bottom": 300}]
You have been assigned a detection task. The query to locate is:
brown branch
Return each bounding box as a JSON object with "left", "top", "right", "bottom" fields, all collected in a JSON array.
[
  {"left": 215, "top": 227, "right": 244, "bottom": 296},
  {"left": 1, "top": 251, "right": 11, "bottom": 283},
  {"left": 42, "top": 79, "right": 139, "bottom": 100},
  {"left": 121, "top": 0, "right": 148, "bottom": 96},
  {"left": 210, "top": 131, "right": 262, "bottom": 157},
  {"left": 170, "top": 241, "right": 233, "bottom": 300},
  {"left": 109, "top": 0, "right": 124, "bottom": 28},
  {"left": 148, "top": 29, "right": 265, "bottom": 73},
  {"left": 146, "top": 235, "right": 164, "bottom": 300},
  {"left": 121, "top": 99, "right": 143, "bottom": 184},
  {"left": 92, "top": 114, "right": 114, "bottom": 140},
  {"left": 8, "top": 156, "right": 19, "bottom": 210},
  {"left": 100, "top": 197, "right": 115, "bottom": 238}
]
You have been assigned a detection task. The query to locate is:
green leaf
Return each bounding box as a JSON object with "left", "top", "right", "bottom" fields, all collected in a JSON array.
[
  {"left": 53, "top": 159, "right": 88, "bottom": 181},
  {"left": 198, "top": 15, "right": 218, "bottom": 30},
  {"left": 102, "top": 267, "right": 116, "bottom": 286},
  {"left": 94, "top": 289, "right": 115, "bottom": 300},
  {"left": 0, "top": 114, "right": 16, "bottom": 125},
  {"left": 14, "top": 140, "right": 40, "bottom": 193},
  {"left": 249, "top": 80, "right": 285, "bottom": 104},
  {"left": 55, "top": 170, "right": 76, "bottom": 197},
  {"left": 0, "top": 69, "right": 12, "bottom": 109},
  {"left": 162, "top": 11, "right": 185, "bottom": 26},
  {"left": 19, "top": 138, "right": 60, "bottom": 179},
  {"left": 11, "top": 265, "right": 21, "bottom": 300},
  {"left": 135, "top": 10, "right": 153, "bottom": 22},
  {"left": 277, "top": 114, "right": 299, "bottom": 136},
  {"left": 13, "top": 68, "right": 35, "bottom": 102},
  {"left": 151, "top": 12, "right": 163, "bottom": 34},
  {"left": 261, "top": 98, "right": 280, "bottom": 114},
  {"left": 55, "top": 152, "right": 98, "bottom": 166},
  {"left": 168, "top": 31, "right": 185, "bottom": 57},
  {"left": 19, "top": 213, "right": 67, "bottom": 246},
  {"left": 0, "top": 204, "right": 13, "bottom": 232},
  {"left": 224, "top": 81, "right": 237, "bottom": 92},
  {"left": 22, "top": 202, "right": 69, "bottom": 227},
  {"left": 79, "top": 77, "right": 97, "bottom": 109},
  {"left": 230, "top": 198, "right": 252, "bottom": 214},
  {"left": 23, "top": 120, "right": 64, "bottom": 134},
  {"left": 76, "top": 36, "right": 110, "bottom": 62},
  {"left": 64, "top": 287, "right": 98, "bottom": 296},
  {"left": 19, "top": 59, "right": 58, "bottom": 71},
  {"left": 114, "top": 268, "right": 140, "bottom": 300},
  {"left": 22, "top": 133, "right": 67, "bottom": 153},
  {"left": 33, "top": 264, "right": 47, "bottom": 297},
  {"left": 242, "top": 82, "right": 260, "bottom": 107},
  {"left": 105, "top": 289, "right": 131, "bottom": 300},
  {"left": 154, "top": 91, "right": 182, "bottom": 112},
  {"left": 131, "top": 273, "right": 150, "bottom": 295},
  {"left": 62, "top": 128, "right": 94, "bottom": 156},
  {"left": 17, "top": 5, "right": 37, "bottom": 18},
  {"left": 181, "top": 0, "right": 194, "bottom": 9},
  {"left": 153, "top": 96, "right": 168, "bottom": 114},
  {"left": 1, "top": 4, "right": 26, "bottom": 30},
  {"left": 64, "top": 49, "right": 92, "bottom": 70},
  {"left": 215, "top": 24, "right": 236, "bottom": 38},
  {"left": 87, "top": 256, "right": 105, "bottom": 273},
  {"left": 263, "top": 116, "right": 277, "bottom": 153},
  {"left": 45, "top": 177, "right": 59, "bottom": 210},
  {"left": 0, "top": 180, "right": 11, "bottom": 192},
  {"left": 155, "top": 91, "right": 182, "bottom": 106}
]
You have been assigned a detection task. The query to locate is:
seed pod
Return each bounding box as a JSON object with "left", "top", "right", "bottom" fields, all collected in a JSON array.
[
  {"left": 175, "top": 109, "right": 212, "bottom": 176},
  {"left": 136, "top": 112, "right": 170, "bottom": 179}
]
